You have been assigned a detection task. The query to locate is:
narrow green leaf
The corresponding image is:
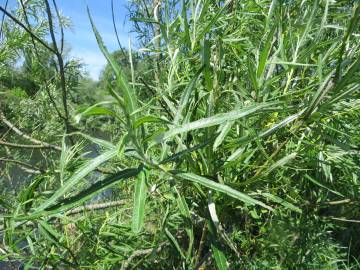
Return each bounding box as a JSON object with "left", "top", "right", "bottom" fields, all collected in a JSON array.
[
  {"left": 260, "top": 193, "right": 302, "bottom": 213},
  {"left": 175, "top": 172, "right": 272, "bottom": 210},
  {"left": 213, "top": 121, "right": 233, "bottom": 151},
  {"left": 165, "top": 227, "right": 186, "bottom": 259},
  {"left": 202, "top": 38, "right": 212, "bottom": 91},
  {"left": 181, "top": 0, "right": 191, "bottom": 47},
  {"left": 159, "top": 136, "right": 215, "bottom": 164},
  {"left": 88, "top": 7, "right": 138, "bottom": 124},
  {"left": 15, "top": 167, "right": 142, "bottom": 220},
  {"left": 174, "top": 68, "right": 203, "bottom": 124},
  {"left": 257, "top": 27, "right": 275, "bottom": 79},
  {"left": 258, "top": 109, "right": 305, "bottom": 138},
  {"left": 157, "top": 103, "right": 275, "bottom": 142},
  {"left": 74, "top": 101, "right": 117, "bottom": 123},
  {"left": 35, "top": 149, "right": 117, "bottom": 212},
  {"left": 226, "top": 147, "right": 245, "bottom": 163},
  {"left": 196, "top": 0, "right": 231, "bottom": 44},
  {"left": 174, "top": 188, "right": 194, "bottom": 259},
  {"left": 212, "top": 243, "right": 229, "bottom": 270},
  {"left": 132, "top": 171, "right": 147, "bottom": 233},
  {"left": 267, "top": 152, "right": 297, "bottom": 174},
  {"left": 130, "top": 17, "right": 158, "bottom": 23},
  {"left": 305, "top": 174, "right": 344, "bottom": 197},
  {"left": 72, "top": 132, "right": 116, "bottom": 150},
  {"left": 133, "top": 115, "right": 173, "bottom": 129}
]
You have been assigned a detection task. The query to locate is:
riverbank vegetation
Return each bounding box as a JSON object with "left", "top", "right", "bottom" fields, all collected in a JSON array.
[{"left": 1, "top": 0, "right": 360, "bottom": 269}]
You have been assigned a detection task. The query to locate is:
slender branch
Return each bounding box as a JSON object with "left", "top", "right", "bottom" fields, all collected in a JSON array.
[
  {"left": 43, "top": 82, "right": 66, "bottom": 121},
  {"left": 0, "top": 0, "right": 8, "bottom": 40},
  {"left": 0, "top": 5, "right": 57, "bottom": 54},
  {"left": 19, "top": 0, "right": 64, "bottom": 129},
  {"left": 51, "top": 0, "right": 64, "bottom": 54},
  {"left": 330, "top": 217, "right": 360, "bottom": 223},
  {"left": 0, "top": 110, "right": 61, "bottom": 151},
  {"left": 139, "top": 78, "right": 173, "bottom": 118},
  {"left": 195, "top": 223, "right": 207, "bottom": 266},
  {"left": 2, "top": 2, "right": 66, "bottom": 128},
  {"left": 121, "top": 242, "right": 168, "bottom": 270},
  {"left": 0, "top": 139, "right": 59, "bottom": 150},
  {"left": 43, "top": 0, "right": 73, "bottom": 143},
  {"left": 153, "top": 0, "right": 161, "bottom": 82},
  {"left": 0, "top": 200, "right": 129, "bottom": 230},
  {"left": 67, "top": 200, "right": 127, "bottom": 215},
  {"left": 194, "top": 251, "right": 212, "bottom": 270},
  {"left": 0, "top": 157, "right": 44, "bottom": 174}
]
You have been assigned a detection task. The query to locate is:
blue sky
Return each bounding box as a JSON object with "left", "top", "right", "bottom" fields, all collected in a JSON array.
[{"left": 1, "top": 0, "right": 133, "bottom": 80}]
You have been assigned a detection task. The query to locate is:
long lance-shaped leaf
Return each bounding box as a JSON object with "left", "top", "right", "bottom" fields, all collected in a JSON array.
[
  {"left": 87, "top": 7, "right": 138, "bottom": 124},
  {"left": 207, "top": 215, "right": 229, "bottom": 270},
  {"left": 174, "top": 187, "right": 194, "bottom": 259},
  {"left": 195, "top": 0, "right": 231, "bottom": 45},
  {"left": 260, "top": 193, "right": 302, "bottom": 213},
  {"left": 35, "top": 149, "right": 118, "bottom": 212},
  {"left": 71, "top": 132, "right": 116, "bottom": 150},
  {"left": 213, "top": 121, "right": 234, "bottom": 151},
  {"left": 132, "top": 171, "right": 147, "bottom": 234},
  {"left": 15, "top": 167, "right": 142, "bottom": 220},
  {"left": 159, "top": 136, "right": 216, "bottom": 164},
  {"left": 174, "top": 68, "right": 203, "bottom": 124},
  {"left": 174, "top": 172, "right": 273, "bottom": 210},
  {"left": 212, "top": 243, "right": 229, "bottom": 270},
  {"left": 257, "top": 26, "right": 276, "bottom": 79},
  {"left": 156, "top": 103, "right": 276, "bottom": 142},
  {"left": 74, "top": 103, "right": 119, "bottom": 124},
  {"left": 230, "top": 109, "right": 305, "bottom": 149},
  {"left": 165, "top": 227, "right": 186, "bottom": 259},
  {"left": 181, "top": 0, "right": 191, "bottom": 47}
]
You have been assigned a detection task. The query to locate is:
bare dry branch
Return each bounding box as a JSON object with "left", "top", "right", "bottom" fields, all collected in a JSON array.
[
  {"left": 0, "top": 157, "right": 44, "bottom": 174},
  {"left": 0, "top": 110, "right": 61, "bottom": 151}
]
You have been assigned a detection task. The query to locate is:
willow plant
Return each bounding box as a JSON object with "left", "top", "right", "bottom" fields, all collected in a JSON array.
[{"left": 1, "top": 0, "right": 360, "bottom": 269}]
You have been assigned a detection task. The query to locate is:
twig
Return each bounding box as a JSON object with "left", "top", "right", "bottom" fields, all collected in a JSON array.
[
  {"left": 0, "top": 200, "right": 130, "bottom": 231},
  {"left": 195, "top": 222, "right": 207, "bottom": 266},
  {"left": 0, "top": 3, "right": 66, "bottom": 125},
  {"left": 43, "top": 0, "right": 73, "bottom": 143},
  {"left": 330, "top": 217, "right": 360, "bottom": 223},
  {"left": 194, "top": 251, "right": 212, "bottom": 270},
  {"left": 0, "top": 157, "right": 45, "bottom": 174},
  {"left": 325, "top": 199, "right": 352, "bottom": 205},
  {"left": 19, "top": 0, "right": 44, "bottom": 64},
  {"left": 67, "top": 200, "right": 127, "bottom": 215},
  {"left": 139, "top": 78, "right": 173, "bottom": 119},
  {"left": 0, "top": 0, "right": 8, "bottom": 40},
  {"left": 0, "top": 110, "right": 61, "bottom": 151},
  {"left": 0, "top": 139, "right": 59, "bottom": 150},
  {"left": 121, "top": 242, "right": 168, "bottom": 270},
  {"left": 51, "top": 0, "right": 64, "bottom": 54}
]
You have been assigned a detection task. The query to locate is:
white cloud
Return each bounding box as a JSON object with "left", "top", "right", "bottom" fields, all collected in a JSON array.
[{"left": 71, "top": 49, "right": 107, "bottom": 80}]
